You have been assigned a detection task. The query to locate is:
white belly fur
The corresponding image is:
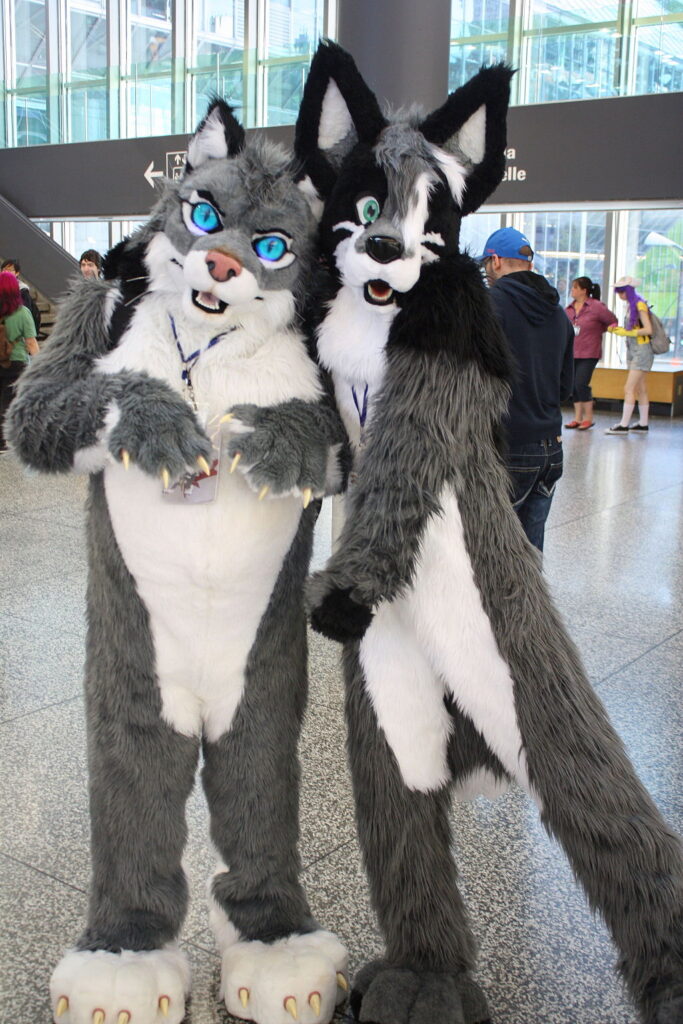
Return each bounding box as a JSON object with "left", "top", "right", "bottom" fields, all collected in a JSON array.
[
  {"left": 99, "top": 295, "right": 322, "bottom": 741},
  {"left": 360, "top": 485, "right": 529, "bottom": 795}
]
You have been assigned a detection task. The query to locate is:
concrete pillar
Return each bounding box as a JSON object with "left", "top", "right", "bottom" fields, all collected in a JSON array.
[{"left": 337, "top": 0, "right": 451, "bottom": 113}]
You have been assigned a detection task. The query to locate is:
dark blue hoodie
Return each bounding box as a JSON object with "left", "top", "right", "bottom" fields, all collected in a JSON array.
[{"left": 489, "top": 270, "right": 574, "bottom": 446}]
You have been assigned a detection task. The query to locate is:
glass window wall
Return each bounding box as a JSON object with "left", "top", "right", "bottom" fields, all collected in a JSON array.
[
  {"left": 11, "top": 0, "right": 50, "bottom": 145},
  {"left": 449, "top": 1, "right": 683, "bottom": 104},
  {"left": 67, "top": 0, "right": 108, "bottom": 141},
  {"left": 189, "top": 0, "right": 244, "bottom": 124},
  {"left": 0, "top": 0, "right": 335, "bottom": 145}
]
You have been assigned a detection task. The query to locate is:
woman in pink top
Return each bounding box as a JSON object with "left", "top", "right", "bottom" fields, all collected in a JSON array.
[{"left": 564, "top": 277, "right": 617, "bottom": 430}]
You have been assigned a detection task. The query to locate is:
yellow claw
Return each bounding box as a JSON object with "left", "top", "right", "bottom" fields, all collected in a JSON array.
[
  {"left": 161, "top": 468, "right": 170, "bottom": 490},
  {"left": 258, "top": 485, "right": 269, "bottom": 501},
  {"left": 121, "top": 449, "right": 130, "bottom": 470},
  {"left": 238, "top": 987, "right": 249, "bottom": 1008},
  {"left": 117, "top": 1013, "right": 131, "bottom": 1024},
  {"left": 159, "top": 995, "right": 170, "bottom": 1016},
  {"left": 230, "top": 452, "right": 242, "bottom": 473},
  {"left": 284, "top": 996, "right": 298, "bottom": 1020},
  {"left": 337, "top": 972, "right": 349, "bottom": 992},
  {"left": 302, "top": 487, "right": 313, "bottom": 509},
  {"left": 309, "top": 991, "right": 322, "bottom": 1016},
  {"left": 197, "top": 455, "right": 211, "bottom": 476},
  {"left": 55, "top": 997, "right": 69, "bottom": 1018},
  {"left": 93, "top": 1012, "right": 105, "bottom": 1024},
  {"left": 219, "top": 412, "right": 235, "bottom": 424}
]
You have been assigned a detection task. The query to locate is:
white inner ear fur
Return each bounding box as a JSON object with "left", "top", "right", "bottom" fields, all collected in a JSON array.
[
  {"left": 297, "top": 174, "right": 324, "bottom": 222},
  {"left": 319, "top": 79, "right": 354, "bottom": 151},
  {"left": 186, "top": 106, "right": 230, "bottom": 168},
  {"left": 457, "top": 103, "right": 486, "bottom": 165}
]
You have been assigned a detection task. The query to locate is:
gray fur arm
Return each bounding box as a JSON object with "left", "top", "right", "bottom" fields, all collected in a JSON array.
[
  {"left": 309, "top": 346, "right": 458, "bottom": 609},
  {"left": 309, "top": 352, "right": 509, "bottom": 611},
  {"left": 225, "top": 396, "right": 349, "bottom": 498},
  {"left": 7, "top": 278, "right": 211, "bottom": 475}
]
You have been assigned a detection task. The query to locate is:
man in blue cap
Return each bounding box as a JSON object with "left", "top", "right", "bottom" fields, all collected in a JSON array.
[{"left": 481, "top": 227, "right": 574, "bottom": 552}]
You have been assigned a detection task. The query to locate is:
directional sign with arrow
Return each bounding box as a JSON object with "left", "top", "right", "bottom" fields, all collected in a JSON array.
[{"left": 143, "top": 161, "right": 165, "bottom": 188}]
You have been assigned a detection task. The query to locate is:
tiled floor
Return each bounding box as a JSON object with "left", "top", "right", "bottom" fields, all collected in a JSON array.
[{"left": 1, "top": 410, "right": 681, "bottom": 1024}]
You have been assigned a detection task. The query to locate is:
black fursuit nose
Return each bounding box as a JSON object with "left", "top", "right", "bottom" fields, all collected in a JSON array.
[{"left": 365, "top": 236, "right": 403, "bottom": 264}]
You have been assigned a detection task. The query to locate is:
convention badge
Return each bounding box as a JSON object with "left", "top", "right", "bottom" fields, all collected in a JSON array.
[
  {"left": 162, "top": 406, "right": 221, "bottom": 504},
  {"left": 573, "top": 325, "right": 581, "bottom": 335}
]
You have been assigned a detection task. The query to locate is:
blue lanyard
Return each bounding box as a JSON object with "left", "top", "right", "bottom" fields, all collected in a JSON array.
[
  {"left": 168, "top": 314, "right": 234, "bottom": 386},
  {"left": 351, "top": 383, "right": 369, "bottom": 428}
]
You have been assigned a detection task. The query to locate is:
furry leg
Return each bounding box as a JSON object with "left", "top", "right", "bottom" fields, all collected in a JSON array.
[
  {"left": 203, "top": 510, "right": 348, "bottom": 1024},
  {"left": 50, "top": 477, "right": 200, "bottom": 1023},
  {"left": 344, "top": 642, "right": 493, "bottom": 1024},
  {"left": 412, "top": 481, "right": 683, "bottom": 1024},
  {"left": 443, "top": 467, "right": 683, "bottom": 1024}
]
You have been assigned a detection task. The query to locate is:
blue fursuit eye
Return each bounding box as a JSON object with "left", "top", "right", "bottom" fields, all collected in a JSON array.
[
  {"left": 191, "top": 202, "right": 221, "bottom": 233},
  {"left": 253, "top": 235, "right": 288, "bottom": 261}
]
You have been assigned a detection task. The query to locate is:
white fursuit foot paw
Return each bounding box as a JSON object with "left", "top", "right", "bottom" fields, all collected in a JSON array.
[
  {"left": 50, "top": 945, "right": 190, "bottom": 1024},
  {"left": 220, "top": 929, "right": 349, "bottom": 1024}
]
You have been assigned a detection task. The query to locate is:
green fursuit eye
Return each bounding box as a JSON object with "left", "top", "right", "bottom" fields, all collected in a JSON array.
[
  {"left": 356, "top": 196, "right": 381, "bottom": 224},
  {"left": 253, "top": 235, "right": 288, "bottom": 261},
  {"left": 191, "top": 202, "right": 221, "bottom": 233}
]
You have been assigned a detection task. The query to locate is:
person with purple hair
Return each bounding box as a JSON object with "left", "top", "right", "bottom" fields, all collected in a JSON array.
[{"left": 605, "top": 275, "right": 654, "bottom": 434}]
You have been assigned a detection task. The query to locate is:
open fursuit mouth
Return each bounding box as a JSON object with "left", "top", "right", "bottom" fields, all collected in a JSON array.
[
  {"left": 364, "top": 279, "right": 395, "bottom": 306},
  {"left": 192, "top": 290, "right": 228, "bottom": 314}
]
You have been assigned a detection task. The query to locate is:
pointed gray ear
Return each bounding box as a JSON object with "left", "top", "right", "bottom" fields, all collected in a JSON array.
[
  {"left": 185, "top": 100, "right": 245, "bottom": 173},
  {"left": 295, "top": 41, "right": 386, "bottom": 200},
  {"left": 420, "top": 65, "right": 514, "bottom": 214}
]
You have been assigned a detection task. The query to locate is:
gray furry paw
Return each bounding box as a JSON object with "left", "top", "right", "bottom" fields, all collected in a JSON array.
[
  {"left": 224, "top": 401, "right": 332, "bottom": 500},
  {"left": 109, "top": 381, "right": 212, "bottom": 481},
  {"left": 349, "top": 961, "right": 490, "bottom": 1024}
]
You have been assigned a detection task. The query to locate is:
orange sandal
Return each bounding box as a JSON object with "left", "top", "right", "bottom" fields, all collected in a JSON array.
[
  {"left": 578, "top": 420, "right": 594, "bottom": 430},
  {"left": 565, "top": 420, "right": 580, "bottom": 429}
]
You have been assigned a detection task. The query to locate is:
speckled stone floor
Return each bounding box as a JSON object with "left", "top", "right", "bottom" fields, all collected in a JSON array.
[{"left": 1, "top": 409, "right": 681, "bottom": 1024}]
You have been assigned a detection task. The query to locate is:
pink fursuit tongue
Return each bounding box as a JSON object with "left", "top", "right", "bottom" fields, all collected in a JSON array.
[{"left": 197, "top": 292, "right": 220, "bottom": 310}]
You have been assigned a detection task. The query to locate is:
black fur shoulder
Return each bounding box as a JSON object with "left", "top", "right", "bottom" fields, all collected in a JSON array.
[
  {"left": 102, "top": 237, "right": 150, "bottom": 348},
  {"left": 390, "top": 255, "right": 512, "bottom": 381}
]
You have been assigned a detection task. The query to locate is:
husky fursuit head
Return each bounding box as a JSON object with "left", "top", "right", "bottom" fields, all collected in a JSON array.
[
  {"left": 8, "top": 100, "right": 351, "bottom": 1024},
  {"left": 294, "top": 41, "right": 683, "bottom": 1024}
]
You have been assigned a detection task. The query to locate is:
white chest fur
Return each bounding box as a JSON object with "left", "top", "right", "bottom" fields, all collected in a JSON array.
[
  {"left": 317, "top": 285, "right": 394, "bottom": 451},
  {"left": 96, "top": 293, "right": 322, "bottom": 741}
]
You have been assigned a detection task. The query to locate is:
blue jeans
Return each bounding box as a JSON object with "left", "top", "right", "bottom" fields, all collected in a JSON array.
[{"left": 506, "top": 438, "right": 563, "bottom": 552}]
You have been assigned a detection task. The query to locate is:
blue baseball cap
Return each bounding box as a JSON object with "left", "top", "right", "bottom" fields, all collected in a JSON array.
[{"left": 481, "top": 227, "right": 533, "bottom": 262}]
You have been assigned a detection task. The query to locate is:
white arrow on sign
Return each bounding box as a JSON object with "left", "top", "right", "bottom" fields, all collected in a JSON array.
[{"left": 143, "top": 161, "right": 164, "bottom": 188}]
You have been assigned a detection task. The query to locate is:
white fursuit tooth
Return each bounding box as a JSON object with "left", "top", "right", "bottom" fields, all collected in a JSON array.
[
  {"left": 220, "top": 929, "right": 349, "bottom": 1024},
  {"left": 50, "top": 945, "right": 190, "bottom": 1024}
]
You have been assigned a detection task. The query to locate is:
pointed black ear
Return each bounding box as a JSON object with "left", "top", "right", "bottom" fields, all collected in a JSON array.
[
  {"left": 294, "top": 40, "right": 387, "bottom": 200},
  {"left": 185, "top": 99, "right": 245, "bottom": 173},
  {"left": 420, "top": 65, "right": 514, "bottom": 215}
]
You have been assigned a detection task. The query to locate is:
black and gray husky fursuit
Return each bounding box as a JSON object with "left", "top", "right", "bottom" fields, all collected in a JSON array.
[{"left": 296, "top": 41, "right": 683, "bottom": 1024}]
